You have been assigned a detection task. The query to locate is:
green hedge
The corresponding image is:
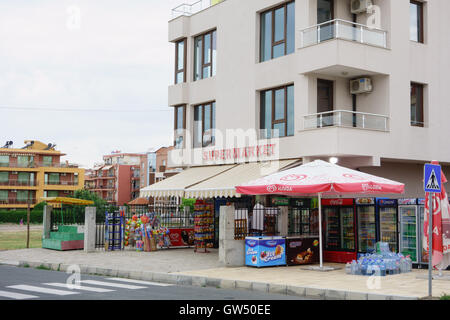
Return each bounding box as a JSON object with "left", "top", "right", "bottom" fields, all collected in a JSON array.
[{"left": 0, "top": 210, "right": 43, "bottom": 224}]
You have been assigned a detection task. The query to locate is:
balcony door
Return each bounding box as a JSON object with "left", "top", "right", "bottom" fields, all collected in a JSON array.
[
  {"left": 317, "top": 0, "right": 334, "bottom": 42},
  {"left": 317, "top": 79, "right": 334, "bottom": 127}
]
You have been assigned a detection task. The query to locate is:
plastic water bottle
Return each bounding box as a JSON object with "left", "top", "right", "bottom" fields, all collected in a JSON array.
[
  {"left": 346, "top": 262, "right": 352, "bottom": 275},
  {"left": 351, "top": 260, "right": 357, "bottom": 275},
  {"left": 361, "top": 259, "right": 368, "bottom": 276},
  {"left": 380, "top": 261, "right": 386, "bottom": 276},
  {"left": 406, "top": 256, "right": 412, "bottom": 272}
]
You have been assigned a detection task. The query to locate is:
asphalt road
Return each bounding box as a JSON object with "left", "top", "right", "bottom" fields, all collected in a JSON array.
[{"left": 0, "top": 265, "right": 312, "bottom": 301}]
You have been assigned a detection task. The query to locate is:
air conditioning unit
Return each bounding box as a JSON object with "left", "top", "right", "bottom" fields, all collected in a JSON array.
[
  {"left": 350, "top": 77, "right": 373, "bottom": 94},
  {"left": 12, "top": 190, "right": 17, "bottom": 193},
  {"left": 351, "top": 0, "right": 372, "bottom": 14},
  {"left": 12, "top": 171, "right": 18, "bottom": 175}
]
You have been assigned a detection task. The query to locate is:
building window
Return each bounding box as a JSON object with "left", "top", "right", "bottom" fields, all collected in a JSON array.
[
  {"left": 17, "top": 155, "right": 33, "bottom": 168},
  {"left": 260, "top": 1, "right": 295, "bottom": 62},
  {"left": 410, "top": 1, "right": 424, "bottom": 43},
  {"left": 17, "top": 190, "right": 30, "bottom": 202},
  {"left": 193, "top": 102, "right": 216, "bottom": 148},
  {"left": 194, "top": 30, "right": 217, "bottom": 81},
  {"left": 174, "top": 105, "right": 186, "bottom": 149},
  {"left": 45, "top": 173, "right": 60, "bottom": 185},
  {"left": 411, "top": 83, "right": 424, "bottom": 127},
  {"left": 260, "top": 85, "right": 294, "bottom": 138},
  {"left": 175, "top": 38, "right": 187, "bottom": 84},
  {"left": 0, "top": 155, "right": 9, "bottom": 166},
  {"left": 0, "top": 190, "right": 7, "bottom": 201},
  {"left": 42, "top": 156, "right": 52, "bottom": 167},
  {"left": 0, "top": 172, "right": 8, "bottom": 183}
]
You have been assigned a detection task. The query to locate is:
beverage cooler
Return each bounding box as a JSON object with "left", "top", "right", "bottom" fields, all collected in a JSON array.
[
  {"left": 322, "top": 199, "right": 357, "bottom": 263},
  {"left": 417, "top": 198, "right": 428, "bottom": 267},
  {"left": 398, "top": 199, "right": 419, "bottom": 263},
  {"left": 376, "top": 198, "right": 399, "bottom": 253},
  {"left": 355, "top": 198, "right": 377, "bottom": 255}
]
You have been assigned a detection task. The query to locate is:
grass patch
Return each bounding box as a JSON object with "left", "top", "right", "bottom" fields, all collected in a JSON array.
[
  {"left": 0, "top": 229, "right": 42, "bottom": 250},
  {"left": 23, "top": 263, "right": 30, "bottom": 268},
  {"left": 441, "top": 294, "right": 450, "bottom": 300},
  {"left": 36, "top": 264, "right": 51, "bottom": 271}
]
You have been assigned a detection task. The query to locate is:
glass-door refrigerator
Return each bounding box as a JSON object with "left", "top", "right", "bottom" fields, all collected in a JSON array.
[
  {"left": 417, "top": 198, "right": 428, "bottom": 267},
  {"left": 322, "top": 199, "right": 356, "bottom": 263},
  {"left": 398, "top": 198, "right": 419, "bottom": 263},
  {"left": 288, "top": 198, "right": 312, "bottom": 236},
  {"left": 355, "top": 198, "right": 377, "bottom": 255},
  {"left": 376, "top": 198, "right": 399, "bottom": 252}
]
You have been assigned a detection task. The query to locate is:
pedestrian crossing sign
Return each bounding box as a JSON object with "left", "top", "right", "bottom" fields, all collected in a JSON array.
[{"left": 424, "top": 163, "right": 441, "bottom": 193}]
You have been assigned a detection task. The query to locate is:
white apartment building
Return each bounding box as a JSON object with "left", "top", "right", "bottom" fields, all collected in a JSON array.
[{"left": 156, "top": 0, "right": 450, "bottom": 199}]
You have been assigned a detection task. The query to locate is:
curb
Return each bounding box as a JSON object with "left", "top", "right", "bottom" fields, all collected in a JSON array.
[{"left": 1, "top": 259, "right": 422, "bottom": 300}]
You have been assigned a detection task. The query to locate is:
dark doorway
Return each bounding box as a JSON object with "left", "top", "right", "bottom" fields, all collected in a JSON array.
[
  {"left": 317, "top": 79, "right": 334, "bottom": 127},
  {"left": 317, "top": 0, "right": 334, "bottom": 42}
]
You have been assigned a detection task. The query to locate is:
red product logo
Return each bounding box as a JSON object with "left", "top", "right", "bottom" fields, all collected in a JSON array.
[{"left": 280, "top": 174, "right": 307, "bottom": 182}]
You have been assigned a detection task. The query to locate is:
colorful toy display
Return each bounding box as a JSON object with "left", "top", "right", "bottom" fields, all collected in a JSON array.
[{"left": 124, "top": 212, "right": 170, "bottom": 252}]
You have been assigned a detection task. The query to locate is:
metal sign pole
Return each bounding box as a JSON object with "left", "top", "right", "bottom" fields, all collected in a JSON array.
[
  {"left": 428, "top": 192, "right": 433, "bottom": 298},
  {"left": 318, "top": 193, "right": 323, "bottom": 269}
]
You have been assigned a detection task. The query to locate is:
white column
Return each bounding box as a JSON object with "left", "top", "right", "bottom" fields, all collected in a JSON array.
[{"left": 84, "top": 207, "right": 96, "bottom": 253}]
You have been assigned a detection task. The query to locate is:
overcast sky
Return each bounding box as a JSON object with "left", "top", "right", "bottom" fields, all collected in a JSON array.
[{"left": 0, "top": 0, "right": 182, "bottom": 168}]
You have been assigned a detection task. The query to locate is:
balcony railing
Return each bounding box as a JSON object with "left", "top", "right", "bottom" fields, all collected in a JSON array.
[
  {"left": 45, "top": 181, "right": 78, "bottom": 186},
  {"left": 4, "top": 162, "right": 79, "bottom": 169},
  {"left": 303, "top": 110, "right": 390, "bottom": 132},
  {"left": 0, "top": 180, "right": 38, "bottom": 187},
  {"left": 171, "top": 0, "right": 224, "bottom": 19},
  {"left": 0, "top": 198, "right": 37, "bottom": 205},
  {"left": 300, "top": 19, "right": 387, "bottom": 49}
]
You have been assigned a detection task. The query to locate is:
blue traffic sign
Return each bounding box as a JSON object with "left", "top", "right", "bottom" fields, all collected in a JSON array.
[{"left": 424, "top": 163, "right": 442, "bottom": 193}]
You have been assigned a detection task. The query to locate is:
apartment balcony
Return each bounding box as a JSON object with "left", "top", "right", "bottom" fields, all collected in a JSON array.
[
  {"left": 0, "top": 180, "right": 38, "bottom": 187},
  {"left": 0, "top": 198, "right": 37, "bottom": 205},
  {"left": 303, "top": 110, "right": 390, "bottom": 132},
  {"left": 45, "top": 181, "right": 79, "bottom": 186},
  {"left": 297, "top": 19, "right": 391, "bottom": 77},
  {"left": 171, "top": 0, "right": 222, "bottom": 19}
]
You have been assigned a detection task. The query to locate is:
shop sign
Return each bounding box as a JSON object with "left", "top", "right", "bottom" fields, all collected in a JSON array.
[
  {"left": 290, "top": 198, "right": 310, "bottom": 208},
  {"left": 398, "top": 198, "right": 417, "bottom": 205},
  {"left": 322, "top": 198, "right": 354, "bottom": 206},
  {"left": 202, "top": 143, "right": 276, "bottom": 162},
  {"left": 271, "top": 197, "right": 289, "bottom": 206},
  {"left": 377, "top": 199, "right": 397, "bottom": 206},
  {"left": 355, "top": 198, "right": 375, "bottom": 205}
]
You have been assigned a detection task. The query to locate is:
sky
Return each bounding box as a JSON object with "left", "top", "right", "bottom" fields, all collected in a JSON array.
[{"left": 0, "top": 0, "right": 183, "bottom": 168}]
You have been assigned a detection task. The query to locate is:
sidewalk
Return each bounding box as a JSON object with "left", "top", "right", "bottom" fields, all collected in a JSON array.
[{"left": 0, "top": 248, "right": 449, "bottom": 300}]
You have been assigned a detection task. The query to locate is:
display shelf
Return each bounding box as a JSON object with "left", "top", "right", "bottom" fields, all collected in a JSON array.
[{"left": 193, "top": 200, "right": 214, "bottom": 253}]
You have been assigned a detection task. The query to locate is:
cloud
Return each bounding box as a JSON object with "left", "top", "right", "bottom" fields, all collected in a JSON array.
[{"left": 0, "top": 0, "right": 180, "bottom": 168}]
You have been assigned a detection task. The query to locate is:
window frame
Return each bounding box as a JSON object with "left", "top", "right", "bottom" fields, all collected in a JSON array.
[
  {"left": 194, "top": 29, "right": 217, "bottom": 81},
  {"left": 410, "top": 82, "right": 424, "bottom": 127},
  {"left": 260, "top": 1, "right": 295, "bottom": 62},
  {"left": 260, "top": 84, "right": 294, "bottom": 138},
  {"left": 410, "top": 0, "right": 424, "bottom": 43},
  {"left": 193, "top": 101, "right": 216, "bottom": 148},
  {"left": 175, "top": 38, "right": 187, "bottom": 84},
  {"left": 174, "top": 104, "right": 187, "bottom": 149}
]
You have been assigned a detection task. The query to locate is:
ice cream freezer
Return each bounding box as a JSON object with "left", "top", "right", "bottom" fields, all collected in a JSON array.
[
  {"left": 285, "top": 236, "right": 320, "bottom": 266},
  {"left": 245, "top": 236, "right": 286, "bottom": 267}
]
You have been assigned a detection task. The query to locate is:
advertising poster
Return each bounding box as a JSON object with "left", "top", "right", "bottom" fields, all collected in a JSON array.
[
  {"left": 168, "top": 228, "right": 195, "bottom": 247},
  {"left": 245, "top": 237, "right": 286, "bottom": 267}
]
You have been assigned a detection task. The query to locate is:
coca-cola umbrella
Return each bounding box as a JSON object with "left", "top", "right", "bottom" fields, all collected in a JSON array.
[{"left": 235, "top": 160, "right": 405, "bottom": 269}]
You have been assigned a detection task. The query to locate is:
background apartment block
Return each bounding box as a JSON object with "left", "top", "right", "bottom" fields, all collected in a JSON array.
[
  {"left": 168, "top": 0, "right": 450, "bottom": 197},
  {"left": 0, "top": 140, "right": 85, "bottom": 209},
  {"left": 86, "top": 148, "right": 181, "bottom": 205}
]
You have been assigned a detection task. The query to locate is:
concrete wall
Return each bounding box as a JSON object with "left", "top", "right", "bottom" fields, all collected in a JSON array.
[{"left": 219, "top": 204, "right": 245, "bottom": 267}]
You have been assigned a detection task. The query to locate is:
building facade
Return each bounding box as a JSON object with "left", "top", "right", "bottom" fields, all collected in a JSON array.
[
  {"left": 0, "top": 140, "right": 85, "bottom": 209},
  {"left": 167, "top": 0, "right": 450, "bottom": 198}
]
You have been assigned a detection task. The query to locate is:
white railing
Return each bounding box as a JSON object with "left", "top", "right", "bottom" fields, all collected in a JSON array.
[
  {"left": 172, "top": 0, "right": 223, "bottom": 19},
  {"left": 303, "top": 110, "right": 390, "bottom": 132},
  {"left": 300, "top": 19, "right": 387, "bottom": 48}
]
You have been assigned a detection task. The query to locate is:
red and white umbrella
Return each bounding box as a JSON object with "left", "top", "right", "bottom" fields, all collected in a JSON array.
[
  {"left": 423, "top": 161, "right": 450, "bottom": 270},
  {"left": 236, "top": 160, "right": 405, "bottom": 268}
]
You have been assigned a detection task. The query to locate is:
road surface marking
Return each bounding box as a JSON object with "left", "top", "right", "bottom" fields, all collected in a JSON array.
[
  {"left": 7, "top": 285, "right": 79, "bottom": 296},
  {"left": 80, "top": 280, "right": 146, "bottom": 289},
  {"left": 0, "top": 290, "right": 38, "bottom": 300},
  {"left": 43, "top": 283, "right": 115, "bottom": 293},
  {"left": 107, "top": 278, "right": 173, "bottom": 287}
]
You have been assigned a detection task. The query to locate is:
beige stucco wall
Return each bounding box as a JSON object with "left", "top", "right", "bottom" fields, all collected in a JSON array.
[{"left": 167, "top": 0, "right": 450, "bottom": 190}]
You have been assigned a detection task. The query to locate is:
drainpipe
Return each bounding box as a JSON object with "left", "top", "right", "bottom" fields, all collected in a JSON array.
[{"left": 352, "top": 13, "right": 357, "bottom": 127}]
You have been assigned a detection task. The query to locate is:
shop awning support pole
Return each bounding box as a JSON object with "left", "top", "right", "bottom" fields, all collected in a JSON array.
[{"left": 318, "top": 193, "right": 323, "bottom": 269}]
